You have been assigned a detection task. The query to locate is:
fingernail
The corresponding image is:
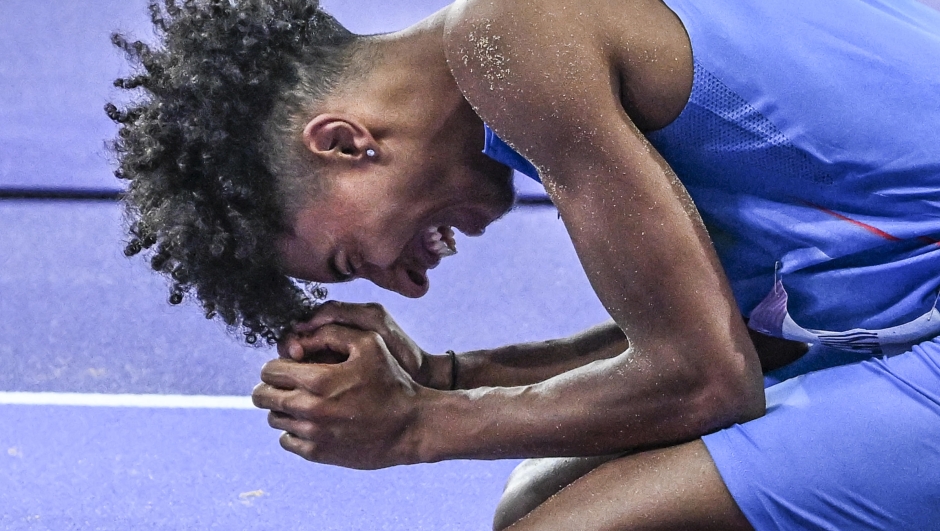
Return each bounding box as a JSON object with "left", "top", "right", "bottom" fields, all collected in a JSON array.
[{"left": 289, "top": 344, "right": 303, "bottom": 360}]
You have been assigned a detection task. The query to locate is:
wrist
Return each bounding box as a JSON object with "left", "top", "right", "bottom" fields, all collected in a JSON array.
[
  {"left": 409, "top": 386, "right": 476, "bottom": 463},
  {"left": 422, "top": 352, "right": 455, "bottom": 390}
]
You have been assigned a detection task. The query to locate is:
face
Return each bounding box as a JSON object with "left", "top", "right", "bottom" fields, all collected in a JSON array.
[{"left": 277, "top": 121, "right": 514, "bottom": 298}]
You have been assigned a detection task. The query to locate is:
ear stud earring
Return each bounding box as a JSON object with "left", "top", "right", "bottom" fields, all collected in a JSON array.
[{"left": 366, "top": 149, "right": 376, "bottom": 158}]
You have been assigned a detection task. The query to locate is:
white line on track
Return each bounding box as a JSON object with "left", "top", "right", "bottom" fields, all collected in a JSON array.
[{"left": 0, "top": 392, "right": 256, "bottom": 409}]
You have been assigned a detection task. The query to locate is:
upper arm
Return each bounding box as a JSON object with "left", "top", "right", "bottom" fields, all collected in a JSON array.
[
  {"left": 444, "top": 0, "right": 763, "bottom": 410},
  {"left": 444, "top": 0, "right": 626, "bottom": 180}
]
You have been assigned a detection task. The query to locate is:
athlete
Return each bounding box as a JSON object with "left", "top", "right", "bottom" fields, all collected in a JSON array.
[{"left": 110, "top": 0, "right": 940, "bottom": 529}]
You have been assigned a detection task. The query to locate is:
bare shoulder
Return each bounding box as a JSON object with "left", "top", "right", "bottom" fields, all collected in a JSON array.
[
  {"left": 442, "top": 0, "right": 608, "bottom": 67},
  {"left": 442, "top": 0, "right": 609, "bottom": 116},
  {"left": 442, "top": 0, "right": 611, "bottom": 174},
  {"left": 442, "top": 0, "right": 691, "bottom": 168}
]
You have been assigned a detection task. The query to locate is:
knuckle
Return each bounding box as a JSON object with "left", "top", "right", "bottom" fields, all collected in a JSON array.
[
  {"left": 260, "top": 359, "right": 281, "bottom": 374},
  {"left": 298, "top": 423, "right": 320, "bottom": 440},
  {"left": 364, "top": 302, "right": 386, "bottom": 317},
  {"left": 251, "top": 385, "right": 267, "bottom": 408},
  {"left": 299, "top": 374, "right": 327, "bottom": 396},
  {"left": 353, "top": 330, "right": 384, "bottom": 351},
  {"left": 281, "top": 392, "right": 302, "bottom": 412},
  {"left": 320, "top": 300, "right": 342, "bottom": 312},
  {"left": 366, "top": 330, "right": 386, "bottom": 347},
  {"left": 283, "top": 392, "right": 322, "bottom": 418}
]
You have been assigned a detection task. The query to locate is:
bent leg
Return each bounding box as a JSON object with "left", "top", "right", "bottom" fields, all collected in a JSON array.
[
  {"left": 501, "top": 440, "right": 752, "bottom": 531},
  {"left": 705, "top": 337, "right": 940, "bottom": 530},
  {"left": 494, "top": 455, "right": 622, "bottom": 531},
  {"left": 498, "top": 338, "right": 940, "bottom": 530}
]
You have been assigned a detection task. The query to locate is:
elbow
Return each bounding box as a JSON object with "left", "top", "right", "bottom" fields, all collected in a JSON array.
[
  {"left": 656, "top": 342, "right": 766, "bottom": 439},
  {"left": 692, "top": 346, "right": 766, "bottom": 431},
  {"left": 704, "top": 357, "right": 766, "bottom": 428}
]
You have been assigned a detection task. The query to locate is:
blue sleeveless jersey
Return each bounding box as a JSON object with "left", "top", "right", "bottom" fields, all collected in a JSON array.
[{"left": 483, "top": 0, "right": 940, "bottom": 353}]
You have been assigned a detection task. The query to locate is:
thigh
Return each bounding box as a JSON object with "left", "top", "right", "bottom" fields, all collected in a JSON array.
[
  {"left": 503, "top": 440, "right": 752, "bottom": 531},
  {"left": 704, "top": 336, "right": 940, "bottom": 531},
  {"left": 494, "top": 454, "right": 622, "bottom": 530}
]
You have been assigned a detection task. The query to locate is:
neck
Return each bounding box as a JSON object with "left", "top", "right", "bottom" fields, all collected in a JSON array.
[{"left": 327, "top": 9, "right": 473, "bottom": 140}]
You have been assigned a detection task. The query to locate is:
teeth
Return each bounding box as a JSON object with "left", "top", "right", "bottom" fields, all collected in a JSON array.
[
  {"left": 423, "top": 226, "right": 457, "bottom": 258},
  {"left": 432, "top": 241, "right": 457, "bottom": 257}
]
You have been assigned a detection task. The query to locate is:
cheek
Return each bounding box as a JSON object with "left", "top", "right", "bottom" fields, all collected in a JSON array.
[
  {"left": 362, "top": 231, "right": 409, "bottom": 269},
  {"left": 276, "top": 235, "right": 320, "bottom": 280},
  {"left": 338, "top": 184, "right": 425, "bottom": 267},
  {"left": 359, "top": 215, "right": 421, "bottom": 269}
]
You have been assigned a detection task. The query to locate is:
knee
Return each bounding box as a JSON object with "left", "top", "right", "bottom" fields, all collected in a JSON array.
[
  {"left": 492, "top": 461, "right": 540, "bottom": 530},
  {"left": 492, "top": 456, "right": 618, "bottom": 530},
  {"left": 492, "top": 459, "right": 563, "bottom": 531}
]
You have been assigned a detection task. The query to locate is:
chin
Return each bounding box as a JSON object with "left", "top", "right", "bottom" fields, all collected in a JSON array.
[
  {"left": 469, "top": 152, "right": 516, "bottom": 209},
  {"left": 483, "top": 165, "right": 517, "bottom": 218},
  {"left": 492, "top": 178, "right": 517, "bottom": 220}
]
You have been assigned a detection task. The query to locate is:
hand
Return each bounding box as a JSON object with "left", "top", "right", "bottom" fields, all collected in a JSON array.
[
  {"left": 280, "top": 301, "right": 435, "bottom": 386},
  {"left": 253, "top": 323, "right": 427, "bottom": 469}
]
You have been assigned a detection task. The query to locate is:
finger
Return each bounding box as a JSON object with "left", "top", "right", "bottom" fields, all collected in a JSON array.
[
  {"left": 253, "top": 384, "right": 330, "bottom": 420},
  {"left": 260, "top": 359, "right": 339, "bottom": 396},
  {"left": 287, "top": 334, "right": 349, "bottom": 364},
  {"left": 295, "top": 301, "right": 389, "bottom": 334},
  {"left": 261, "top": 358, "right": 335, "bottom": 388},
  {"left": 295, "top": 324, "right": 386, "bottom": 364},
  {"left": 251, "top": 382, "right": 294, "bottom": 411},
  {"left": 268, "top": 411, "right": 322, "bottom": 440},
  {"left": 259, "top": 359, "right": 305, "bottom": 389},
  {"left": 280, "top": 431, "right": 318, "bottom": 461},
  {"left": 277, "top": 334, "right": 305, "bottom": 361}
]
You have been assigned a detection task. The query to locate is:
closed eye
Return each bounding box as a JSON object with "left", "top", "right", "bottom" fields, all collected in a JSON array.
[{"left": 330, "top": 256, "right": 354, "bottom": 283}]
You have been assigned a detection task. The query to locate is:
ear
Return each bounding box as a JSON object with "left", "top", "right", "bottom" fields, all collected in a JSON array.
[{"left": 302, "top": 114, "right": 377, "bottom": 163}]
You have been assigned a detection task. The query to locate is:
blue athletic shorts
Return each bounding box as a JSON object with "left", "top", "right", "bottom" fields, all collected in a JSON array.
[{"left": 702, "top": 337, "right": 940, "bottom": 530}]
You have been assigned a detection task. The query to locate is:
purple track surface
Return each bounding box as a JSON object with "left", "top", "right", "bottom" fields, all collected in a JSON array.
[
  {"left": 0, "top": 0, "right": 598, "bottom": 529},
  {"left": 0, "top": 202, "right": 609, "bottom": 530},
  {"left": 5, "top": 0, "right": 939, "bottom": 529},
  {"left": 1, "top": 404, "right": 520, "bottom": 530}
]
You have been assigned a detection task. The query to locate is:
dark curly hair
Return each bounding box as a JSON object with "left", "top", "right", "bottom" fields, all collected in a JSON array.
[{"left": 107, "top": 0, "right": 364, "bottom": 345}]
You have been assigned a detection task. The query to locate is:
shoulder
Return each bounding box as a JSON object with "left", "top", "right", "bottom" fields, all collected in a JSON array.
[
  {"left": 442, "top": 0, "right": 624, "bottom": 45},
  {"left": 441, "top": 0, "right": 690, "bottom": 170},
  {"left": 442, "top": 0, "right": 610, "bottom": 98},
  {"left": 442, "top": 0, "right": 615, "bottom": 171},
  {"left": 441, "top": 0, "right": 679, "bottom": 96}
]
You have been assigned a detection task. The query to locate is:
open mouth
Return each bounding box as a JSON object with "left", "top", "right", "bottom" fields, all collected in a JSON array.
[
  {"left": 407, "top": 269, "right": 427, "bottom": 287},
  {"left": 394, "top": 226, "right": 458, "bottom": 296},
  {"left": 422, "top": 225, "right": 458, "bottom": 262}
]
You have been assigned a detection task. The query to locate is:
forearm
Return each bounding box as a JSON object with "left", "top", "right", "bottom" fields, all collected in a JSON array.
[
  {"left": 423, "top": 317, "right": 807, "bottom": 389},
  {"left": 414, "top": 336, "right": 764, "bottom": 463},
  {"left": 424, "top": 320, "right": 628, "bottom": 390}
]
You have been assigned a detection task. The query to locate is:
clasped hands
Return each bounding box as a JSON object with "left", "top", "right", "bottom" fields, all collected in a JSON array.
[{"left": 251, "top": 301, "right": 440, "bottom": 470}]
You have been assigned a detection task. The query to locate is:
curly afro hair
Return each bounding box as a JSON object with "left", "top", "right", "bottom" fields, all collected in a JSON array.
[{"left": 108, "top": 0, "right": 363, "bottom": 345}]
